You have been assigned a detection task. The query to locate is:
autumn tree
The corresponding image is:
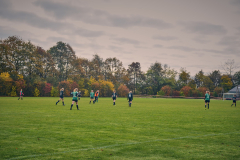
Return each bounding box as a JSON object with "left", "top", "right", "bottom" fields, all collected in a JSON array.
[
  {"left": 221, "top": 75, "right": 233, "bottom": 92},
  {"left": 180, "top": 86, "right": 192, "bottom": 97},
  {"left": 179, "top": 68, "right": 190, "bottom": 85},
  {"left": 160, "top": 85, "right": 172, "bottom": 96}
]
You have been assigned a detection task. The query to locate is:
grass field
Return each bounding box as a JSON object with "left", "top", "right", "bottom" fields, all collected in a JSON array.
[{"left": 0, "top": 97, "right": 240, "bottom": 160}]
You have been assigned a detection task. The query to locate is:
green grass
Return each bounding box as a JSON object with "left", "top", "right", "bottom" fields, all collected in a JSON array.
[{"left": 0, "top": 97, "right": 240, "bottom": 160}]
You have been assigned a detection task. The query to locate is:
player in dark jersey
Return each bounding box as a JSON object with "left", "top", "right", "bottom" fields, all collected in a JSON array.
[
  {"left": 56, "top": 88, "right": 65, "bottom": 106},
  {"left": 70, "top": 88, "right": 79, "bottom": 110},
  {"left": 93, "top": 90, "right": 99, "bottom": 104},
  {"left": 89, "top": 90, "right": 94, "bottom": 104},
  {"left": 112, "top": 90, "right": 117, "bottom": 105},
  {"left": 18, "top": 89, "right": 24, "bottom": 100},
  {"left": 127, "top": 91, "right": 133, "bottom": 107},
  {"left": 97, "top": 90, "right": 99, "bottom": 102},
  {"left": 78, "top": 91, "right": 81, "bottom": 100},
  {"left": 231, "top": 95, "right": 237, "bottom": 107},
  {"left": 204, "top": 91, "right": 210, "bottom": 110}
]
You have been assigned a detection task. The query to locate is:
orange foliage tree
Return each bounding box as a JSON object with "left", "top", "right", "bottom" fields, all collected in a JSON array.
[
  {"left": 161, "top": 85, "right": 172, "bottom": 96},
  {"left": 197, "top": 87, "right": 208, "bottom": 96},
  {"left": 180, "top": 86, "right": 192, "bottom": 97},
  {"left": 117, "top": 84, "right": 129, "bottom": 97}
]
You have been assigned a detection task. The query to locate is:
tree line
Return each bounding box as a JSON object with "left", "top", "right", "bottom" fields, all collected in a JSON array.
[{"left": 0, "top": 36, "right": 239, "bottom": 97}]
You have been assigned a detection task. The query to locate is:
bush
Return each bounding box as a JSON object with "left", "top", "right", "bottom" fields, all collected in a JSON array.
[
  {"left": 50, "top": 87, "right": 58, "bottom": 97},
  {"left": 83, "top": 89, "right": 89, "bottom": 97},
  {"left": 180, "top": 92, "right": 185, "bottom": 96},
  {"left": 117, "top": 84, "right": 129, "bottom": 97},
  {"left": 173, "top": 90, "right": 180, "bottom": 96},
  {"left": 161, "top": 85, "right": 171, "bottom": 96},
  {"left": 10, "top": 86, "right": 17, "bottom": 97},
  {"left": 157, "top": 90, "right": 165, "bottom": 96},
  {"left": 33, "top": 88, "right": 40, "bottom": 97},
  {"left": 180, "top": 86, "right": 192, "bottom": 96},
  {"left": 197, "top": 87, "right": 208, "bottom": 96}
]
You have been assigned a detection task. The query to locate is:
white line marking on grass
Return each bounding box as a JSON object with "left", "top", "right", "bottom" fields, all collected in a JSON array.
[{"left": 7, "top": 131, "right": 239, "bottom": 160}]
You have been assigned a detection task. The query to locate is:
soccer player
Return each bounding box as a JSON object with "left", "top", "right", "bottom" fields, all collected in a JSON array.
[
  {"left": 112, "top": 90, "right": 117, "bottom": 105},
  {"left": 70, "top": 88, "right": 79, "bottom": 110},
  {"left": 89, "top": 90, "right": 94, "bottom": 104},
  {"left": 204, "top": 91, "right": 210, "bottom": 110},
  {"left": 231, "top": 95, "right": 237, "bottom": 107},
  {"left": 93, "top": 90, "right": 99, "bottom": 104},
  {"left": 78, "top": 91, "right": 81, "bottom": 100},
  {"left": 127, "top": 91, "right": 133, "bottom": 107},
  {"left": 56, "top": 88, "right": 65, "bottom": 106},
  {"left": 97, "top": 90, "right": 99, "bottom": 102},
  {"left": 18, "top": 89, "right": 24, "bottom": 100}
]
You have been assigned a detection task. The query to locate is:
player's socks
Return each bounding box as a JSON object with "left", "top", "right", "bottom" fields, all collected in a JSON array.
[
  {"left": 205, "top": 105, "right": 206, "bottom": 108},
  {"left": 235, "top": 104, "right": 236, "bottom": 107},
  {"left": 208, "top": 104, "right": 209, "bottom": 109},
  {"left": 231, "top": 104, "right": 233, "bottom": 107},
  {"left": 18, "top": 98, "right": 20, "bottom": 100},
  {"left": 21, "top": 98, "right": 23, "bottom": 100},
  {"left": 62, "top": 102, "right": 65, "bottom": 106},
  {"left": 93, "top": 100, "right": 95, "bottom": 104},
  {"left": 70, "top": 104, "right": 73, "bottom": 110},
  {"left": 130, "top": 103, "right": 131, "bottom": 107},
  {"left": 89, "top": 101, "right": 91, "bottom": 104},
  {"left": 97, "top": 99, "right": 98, "bottom": 102},
  {"left": 76, "top": 105, "right": 79, "bottom": 110},
  {"left": 56, "top": 100, "right": 59, "bottom": 105}
]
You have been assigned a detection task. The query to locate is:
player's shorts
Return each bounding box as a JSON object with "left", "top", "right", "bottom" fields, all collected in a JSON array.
[
  {"left": 113, "top": 97, "right": 116, "bottom": 100},
  {"left": 72, "top": 99, "right": 78, "bottom": 102},
  {"left": 129, "top": 98, "right": 132, "bottom": 101},
  {"left": 233, "top": 100, "right": 236, "bottom": 103},
  {"left": 78, "top": 95, "right": 81, "bottom": 97},
  {"left": 60, "top": 96, "right": 63, "bottom": 99},
  {"left": 205, "top": 100, "right": 210, "bottom": 103},
  {"left": 90, "top": 97, "right": 94, "bottom": 99}
]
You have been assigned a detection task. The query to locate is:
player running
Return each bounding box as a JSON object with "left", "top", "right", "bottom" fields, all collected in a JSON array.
[
  {"left": 70, "top": 88, "right": 79, "bottom": 110},
  {"left": 231, "top": 95, "right": 237, "bottom": 107},
  {"left": 78, "top": 91, "right": 81, "bottom": 100},
  {"left": 93, "top": 90, "right": 99, "bottom": 104},
  {"left": 89, "top": 90, "right": 94, "bottom": 104},
  {"left": 127, "top": 91, "right": 133, "bottom": 107},
  {"left": 18, "top": 89, "right": 24, "bottom": 100},
  {"left": 204, "top": 91, "right": 210, "bottom": 110},
  {"left": 112, "top": 90, "right": 117, "bottom": 106},
  {"left": 56, "top": 88, "right": 65, "bottom": 106}
]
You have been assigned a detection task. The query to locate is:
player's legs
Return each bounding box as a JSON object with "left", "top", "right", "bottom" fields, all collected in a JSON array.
[
  {"left": 70, "top": 101, "right": 74, "bottom": 110},
  {"left": 129, "top": 99, "right": 132, "bottom": 107},
  {"left": 76, "top": 101, "right": 79, "bottom": 110},
  {"left": 208, "top": 102, "right": 209, "bottom": 109},
  {"left": 62, "top": 98, "right": 65, "bottom": 105},
  {"left": 89, "top": 98, "right": 92, "bottom": 104},
  {"left": 56, "top": 98, "right": 61, "bottom": 105},
  {"left": 113, "top": 99, "right": 116, "bottom": 105}
]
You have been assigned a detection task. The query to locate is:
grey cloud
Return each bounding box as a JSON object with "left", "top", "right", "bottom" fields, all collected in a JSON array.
[
  {"left": 180, "top": 21, "right": 227, "bottom": 35},
  {"left": 75, "top": 28, "right": 104, "bottom": 37},
  {"left": 153, "top": 36, "right": 177, "bottom": 41},
  {"left": 34, "top": 0, "right": 173, "bottom": 29},
  {"left": 218, "top": 36, "right": 240, "bottom": 47},
  {"left": 153, "top": 44, "right": 163, "bottom": 48},
  {"left": 167, "top": 46, "right": 199, "bottom": 52},
  {"left": 113, "top": 38, "right": 140, "bottom": 45},
  {"left": 192, "top": 36, "right": 209, "bottom": 44},
  {"left": 170, "top": 54, "right": 186, "bottom": 58},
  {"left": 0, "top": 2, "right": 105, "bottom": 38},
  {"left": 167, "top": 45, "right": 223, "bottom": 54}
]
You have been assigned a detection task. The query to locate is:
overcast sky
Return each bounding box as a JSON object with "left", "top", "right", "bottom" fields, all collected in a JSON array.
[{"left": 0, "top": 0, "right": 240, "bottom": 76}]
